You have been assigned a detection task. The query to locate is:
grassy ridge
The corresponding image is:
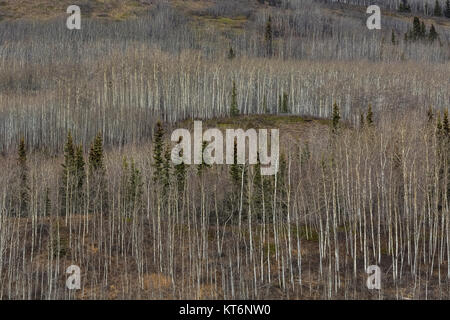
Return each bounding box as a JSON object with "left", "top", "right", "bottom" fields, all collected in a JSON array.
[{"left": 0, "top": 0, "right": 155, "bottom": 20}]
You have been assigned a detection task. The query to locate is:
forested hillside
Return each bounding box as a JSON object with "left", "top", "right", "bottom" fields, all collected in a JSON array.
[
  {"left": 0, "top": 0, "right": 449, "bottom": 300},
  {"left": 0, "top": 0, "right": 449, "bottom": 151}
]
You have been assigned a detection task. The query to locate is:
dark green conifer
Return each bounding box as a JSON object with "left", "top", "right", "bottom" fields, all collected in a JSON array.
[
  {"left": 445, "top": 0, "right": 450, "bottom": 17},
  {"left": 332, "top": 102, "right": 341, "bottom": 134},
  {"left": 420, "top": 21, "right": 426, "bottom": 38},
  {"left": 89, "top": 133, "right": 104, "bottom": 172},
  {"left": 399, "top": 0, "right": 411, "bottom": 12},
  {"left": 265, "top": 16, "right": 273, "bottom": 56},
  {"left": 74, "top": 144, "right": 85, "bottom": 207},
  {"left": 252, "top": 154, "right": 263, "bottom": 220},
  {"left": 281, "top": 92, "right": 289, "bottom": 113},
  {"left": 228, "top": 46, "right": 236, "bottom": 60},
  {"left": 429, "top": 24, "right": 438, "bottom": 41},
  {"left": 412, "top": 17, "right": 421, "bottom": 39},
  {"left": 152, "top": 121, "right": 165, "bottom": 183},
  {"left": 366, "top": 104, "right": 374, "bottom": 126},
  {"left": 174, "top": 137, "right": 186, "bottom": 196},
  {"left": 18, "top": 137, "right": 29, "bottom": 215},
  {"left": 230, "top": 141, "right": 241, "bottom": 187},
  {"left": 437, "top": 112, "right": 443, "bottom": 139},
  {"left": 443, "top": 109, "right": 449, "bottom": 137},
  {"left": 427, "top": 106, "right": 434, "bottom": 124},
  {"left": 162, "top": 146, "right": 172, "bottom": 194},
  {"left": 434, "top": 0, "right": 443, "bottom": 16},
  {"left": 197, "top": 141, "right": 211, "bottom": 176},
  {"left": 230, "top": 81, "right": 239, "bottom": 117},
  {"left": 278, "top": 94, "right": 282, "bottom": 113},
  {"left": 88, "top": 133, "right": 107, "bottom": 214},
  {"left": 391, "top": 30, "right": 397, "bottom": 45}
]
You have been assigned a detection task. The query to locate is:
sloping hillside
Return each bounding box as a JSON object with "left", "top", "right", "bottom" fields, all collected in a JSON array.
[{"left": 0, "top": 0, "right": 155, "bottom": 20}]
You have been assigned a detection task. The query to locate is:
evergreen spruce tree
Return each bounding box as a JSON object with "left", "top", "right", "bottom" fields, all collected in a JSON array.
[
  {"left": 174, "top": 137, "right": 186, "bottom": 196},
  {"left": 88, "top": 132, "right": 106, "bottom": 214},
  {"left": 437, "top": 112, "right": 443, "bottom": 138},
  {"left": 230, "top": 141, "right": 241, "bottom": 188},
  {"left": 252, "top": 154, "right": 263, "bottom": 221},
  {"left": 74, "top": 144, "right": 85, "bottom": 209},
  {"left": 162, "top": 146, "right": 172, "bottom": 196},
  {"left": 230, "top": 81, "right": 239, "bottom": 117},
  {"left": 420, "top": 21, "right": 426, "bottom": 37},
  {"left": 434, "top": 0, "right": 443, "bottom": 16},
  {"left": 391, "top": 30, "right": 397, "bottom": 45},
  {"left": 435, "top": 110, "right": 448, "bottom": 212},
  {"left": 429, "top": 24, "right": 438, "bottom": 41},
  {"left": 413, "top": 17, "right": 422, "bottom": 39},
  {"left": 228, "top": 46, "right": 236, "bottom": 60},
  {"left": 197, "top": 141, "right": 211, "bottom": 176},
  {"left": 18, "top": 137, "right": 29, "bottom": 216},
  {"left": 445, "top": 0, "right": 450, "bottom": 17},
  {"left": 152, "top": 121, "right": 165, "bottom": 183},
  {"left": 265, "top": 16, "right": 273, "bottom": 56},
  {"left": 366, "top": 104, "right": 374, "bottom": 126},
  {"left": 278, "top": 94, "right": 282, "bottom": 113},
  {"left": 443, "top": 109, "right": 449, "bottom": 137},
  {"left": 399, "top": 0, "right": 411, "bottom": 12},
  {"left": 443, "top": 109, "right": 450, "bottom": 200},
  {"left": 281, "top": 92, "right": 289, "bottom": 113},
  {"left": 332, "top": 102, "right": 341, "bottom": 134},
  {"left": 427, "top": 106, "right": 434, "bottom": 124},
  {"left": 89, "top": 133, "right": 104, "bottom": 172}
]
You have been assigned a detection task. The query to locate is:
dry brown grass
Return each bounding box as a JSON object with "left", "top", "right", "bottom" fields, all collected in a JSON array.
[
  {"left": 0, "top": 0, "right": 154, "bottom": 20},
  {"left": 143, "top": 273, "right": 172, "bottom": 291},
  {"left": 0, "top": 0, "right": 223, "bottom": 21}
]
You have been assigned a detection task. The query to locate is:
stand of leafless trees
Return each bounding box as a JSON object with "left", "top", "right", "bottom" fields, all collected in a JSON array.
[
  {"left": 0, "top": 0, "right": 449, "bottom": 300},
  {"left": 0, "top": 2, "right": 449, "bottom": 153},
  {"left": 0, "top": 107, "right": 448, "bottom": 299}
]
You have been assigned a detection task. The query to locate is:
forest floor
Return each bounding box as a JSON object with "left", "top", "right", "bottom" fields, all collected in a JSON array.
[{"left": 16, "top": 210, "right": 448, "bottom": 300}]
